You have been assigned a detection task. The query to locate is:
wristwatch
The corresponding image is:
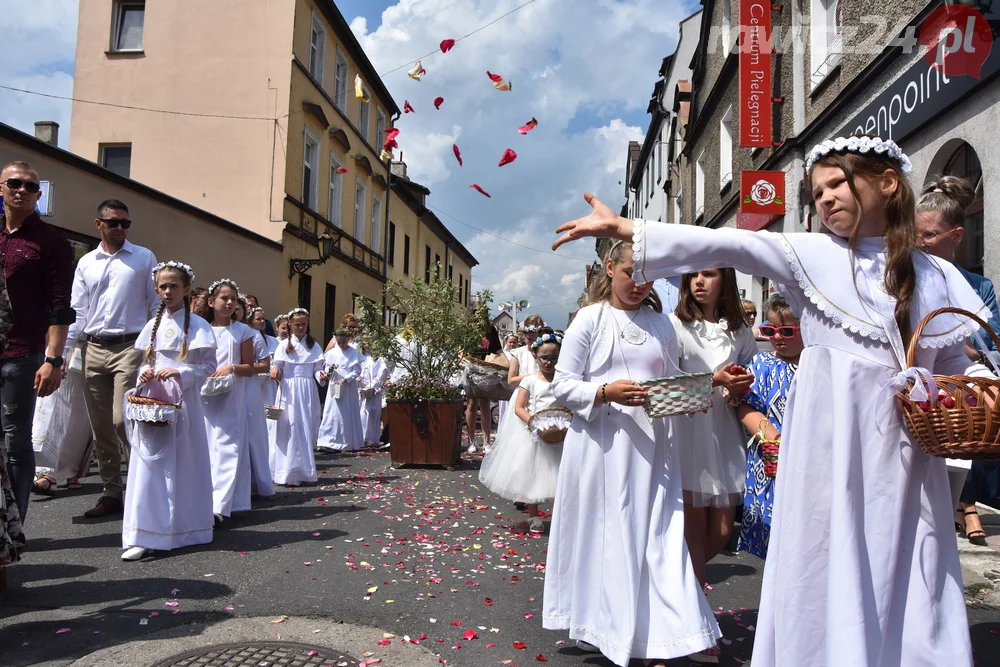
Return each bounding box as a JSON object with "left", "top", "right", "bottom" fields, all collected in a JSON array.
[{"left": 45, "top": 356, "right": 64, "bottom": 368}]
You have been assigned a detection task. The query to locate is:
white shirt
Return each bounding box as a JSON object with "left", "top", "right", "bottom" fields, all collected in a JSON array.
[{"left": 65, "top": 240, "right": 159, "bottom": 350}]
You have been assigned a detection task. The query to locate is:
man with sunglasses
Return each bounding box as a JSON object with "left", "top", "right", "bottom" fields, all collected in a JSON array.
[
  {"left": 64, "top": 199, "right": 158, "bottom": 518},
  {"left": 0, "top": 161, "right": 75, "bottom": 523}
]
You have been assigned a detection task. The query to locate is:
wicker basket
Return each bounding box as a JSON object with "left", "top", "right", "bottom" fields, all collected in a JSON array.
[
  {"left": 897, "top": 307, "right": 1000, "bottom": 459},
  {"left": 638, "top": 372, "right": 714, "bottom": 417},
  {"left": 265, "top": 381, "right": 284, "bottom": 420},
  {"left": 464, "top": 359, "right": 514, "bottom": 401},
  {"left": 529, "top": 407, "right": 574, "bottom": 445},
  {"left": 125, "top": 392, "right": 181, "bottom": 428}
]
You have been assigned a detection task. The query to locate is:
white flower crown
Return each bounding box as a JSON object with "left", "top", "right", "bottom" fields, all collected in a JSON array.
[
  {"left": 521, "top": 324, "right": 542, "bottom": 333},
  {"left": 248, "top": 307, "right": 263, "bottom": 316},
  {"left": 208, "top": 278, "right": 240, "bottom": 295},
  {"left": 286, "top": 307, "right": 309, "bottom": 319},
  {"left": 805, "top": 135, "right": 912, "bottom": 174},
  {"left": 531, "top": 333, "right": 563, "bottom": 349},
  {"left": 152, "top": 261, "right": 195, "bottom": 282}
]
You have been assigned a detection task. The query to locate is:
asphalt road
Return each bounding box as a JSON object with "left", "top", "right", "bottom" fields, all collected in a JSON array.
[{"left": 2, "top": 450, "right": 998, "bottom": 667}]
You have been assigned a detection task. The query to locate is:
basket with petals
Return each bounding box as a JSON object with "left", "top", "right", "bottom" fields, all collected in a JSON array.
[
  {"left": 265, "top": 381, "right": 284, "bottom": 420},
  {"left": 463, "top": 359, "right": 514, "bottom": 401},
  {"left": 528, "top": 407, "right": 574, "bottom": 445},
  {"left": 126, "top": 381, "right": 181, "bottom": 427},
  {"left": 897, "top": 307, "right": 1000, "bottom": 459},
  {"left": 637, "top": 372, "right": 714, "bottom": 418},
  {"left": 761, "top": 440, "right": 779, "bottom": 478}
]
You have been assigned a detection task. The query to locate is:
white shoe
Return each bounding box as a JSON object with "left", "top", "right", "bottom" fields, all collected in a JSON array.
[
  {"left": 483, "top": 444, "right": 494, "bottom": 455},
  {"left": 467, "top": 442, "right": 478, "bottom": 454},
  {"left": 528, "top": 516, "right": 545, "bottom": 534},
  {"left": 575, "top": 640, "right": 601, "bottom": 653},
  {"left": 214, "top": 513, "right": 224, "bottom": 525},
  {"left": 121, "top": 547, "right": 148, "bottom": 561}
]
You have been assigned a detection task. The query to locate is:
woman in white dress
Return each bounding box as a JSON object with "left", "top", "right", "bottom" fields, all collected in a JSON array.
[
  {"left": 552, "top": 136, "right": 995, "bottom": 667},
  {"left": 203, "top": 279, "right": 257, "bottom": 522},
  {"left": 243, "top": 307, "right": 274, "bottom": 498},
  {"left": 269, "top": 309, "right": 323, "bottom": 485},
  {"left": 545, "top": 241, "right": 721, "bottom": 666},
  {"left": 670, "top": 268, "right": 757, "bottom": 592},
  {"left": 121, "top": 262, "right": 216, "bottom": 561},
  {"left": 495, "top": 334, "right": 519, "bottom": 426},
  {"left": 31, "top": 347, "right": 93, "bottom": 493},
  {"left": 486, "top": 318, "right": 550, "bottom": 457},
  {"left": 318, "top": 330, "right": 365, "bottom": 452},
  {"left": 359, "top": 347, "right": 389, "bottom": 447}
]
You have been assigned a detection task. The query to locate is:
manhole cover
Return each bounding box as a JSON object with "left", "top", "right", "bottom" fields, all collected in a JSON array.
[{"left": 150, "top": 642, "right": 362, "bottom": 667}]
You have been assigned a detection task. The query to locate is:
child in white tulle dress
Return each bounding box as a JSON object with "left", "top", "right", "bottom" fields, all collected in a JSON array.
[{"left": 479, "top": 333, "right": 564, "bottom": 533}]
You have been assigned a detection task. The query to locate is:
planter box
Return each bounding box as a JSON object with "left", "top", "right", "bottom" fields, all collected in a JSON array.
[{"left": 386, "top": 399, "right": 464, "bottom": 468}]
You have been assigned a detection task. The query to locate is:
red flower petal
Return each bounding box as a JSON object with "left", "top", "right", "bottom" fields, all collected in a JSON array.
[
  {"left": 517, "top": 117, "right": 538, "bottom": 134},
  {"left": 336, "top": 166, "right": 348, "bottom": 174},
  {"left": 384, "top": 127, "right": 400, "bottom": 140},
  {"left": 483, "top": 597, "right": 493, "bottom": 606},
  {"left": 536, "top": 655, "right": 548, "bottom": 662},
  {"left": 486, "top": 70, "right": 504, "bottom": 82},
  {"left": 486, "top": 643, "right": 497, "bottom": 648},
  {"left": 453, "top": 144, "right": 463, "bottom": 167},
  {"left": 450, "top": 620, "right": 462, "bottom": 626},
  {"left": 498, "top": 148, "right": 517, "bottom": 167},
  {"left": 434, "top": 96, "right": 444, "bottom": 110},
  {"left": 440, "top": 39, "right": 455, "bottom": 53},
  {"left": 403, "top": 100, "right": 415, "bottom": 113},
  {"left": 384, "top": 137, "right": 398, "bottom": 150},
  {"left": 470, "top": 184, "right": 491, "bottom": 198},
  {"left": 462, "top": 629, "right": 478, "bottom": 640},
  {"left": 513, "top": 641, "right": 527, "bottom": 649}
]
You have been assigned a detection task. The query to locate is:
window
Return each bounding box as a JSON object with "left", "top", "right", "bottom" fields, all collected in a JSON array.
[
  {"left": 387, "top": 222, "right": 396, "bottom": 266},
  {"left": 720, "top": 107, "right": 733, "bottom": 187},
  {"left": 943, "top": 141, "right": 985, "bottom": 274},
  {"left": 354, "top": 178, "right": 367, "bottom": 242},
  {"left": 309, "top": 13, "right": 326, "bottom": 83},
  {"left": 647, "top": 165, "right": 653, "bottom": 201},
  {"left": 112, "top": 1, "right": 144, "bottom": 52},
  {"left": 674, "top": 186, "right": 682, "bottom": 225},
  {"left": 324, "top": 283, "right": 337, "bottom": 345},
  {"left": 448, "top": 264, "right": 453, "bottom": 283},
  {"left": 298, "top": 274, "right": 312, "bottom": 310},
  {"left": 721, "top": 0, "right": 732, "bottom": 56},
  {"left": 358, "top": 92, "right": 370, "bottom": 142},
  {"left": 100, "top": 144, "right": 132, "bottom": 178},
  {"left": 695, "top": 152, "right": 705, "bottom": 221},
  {"left": 435, "top": 254, "right": 441, "bottom": 280},
  {"left": 371, "top": 194, "right": 382, "bottom": 252},
  {"left": 328, "top": 151, "right": 343, "bottom": 227},
  {"left": 352, "top": 293, "right": 360, "bottom": 314},
  {"left": 403, "top": 234, "right": 411, "bottom": 274},
  {"left": 657, "top": 136, "right": 663, "bottom": 183},
  {"left": 425, "top": 245, "right": 432, "bottom": 283},
  {"left": 375, "top": 109, "right": 386, "bottom": 150},
  {"left": 334, "top": 49, "right": 348, "bottom": 110},
  {"left": 810, "top": 0, "right": 844, "bottom": 88},
  {"left": 458, "top": 274, "right": 463, "bottom": 303},
  {"left": 302, "top": 129, "right": 320, "bottom": 209}
]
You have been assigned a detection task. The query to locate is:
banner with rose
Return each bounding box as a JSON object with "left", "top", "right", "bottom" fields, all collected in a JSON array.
[{"left": 740, "top": 170, "right": 785, "bottom": 215}]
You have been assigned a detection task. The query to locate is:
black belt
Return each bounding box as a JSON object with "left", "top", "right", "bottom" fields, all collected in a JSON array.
[{"left": 85, "top": 332, "right": 141, "bottom": 346}]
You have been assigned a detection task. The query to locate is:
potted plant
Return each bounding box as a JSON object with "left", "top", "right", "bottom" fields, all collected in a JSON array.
[{"left": 357, "top": 266, "right": 491, "bottom": 468}]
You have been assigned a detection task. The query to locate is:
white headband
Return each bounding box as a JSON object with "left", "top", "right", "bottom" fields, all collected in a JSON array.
[
  {"left": 286, "top": 307, "right": 309, "bottom": 319},
  {"left": 208, "top": 278, "right": 240, "bottom": 294},
  {"left": 805, "top": 136, "right": 912, "bottom": 174},
  {"left": 152, "top": 261, "right": 195, "bottom": 282}
]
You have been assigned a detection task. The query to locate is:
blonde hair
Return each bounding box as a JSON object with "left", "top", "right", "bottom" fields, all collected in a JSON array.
[
  {"left": 584, "top": 241, "right": 662, "bottom": 312},
  {"left": 916, "top": 174, "right": 975, "bottom": 229}
]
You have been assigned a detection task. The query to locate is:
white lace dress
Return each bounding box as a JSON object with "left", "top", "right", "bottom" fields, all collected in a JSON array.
[{"left": 632, "top": 220, "right": 991, "bottom": 667}]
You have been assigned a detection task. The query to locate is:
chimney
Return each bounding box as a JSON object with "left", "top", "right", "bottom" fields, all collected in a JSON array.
[
  {"left": 34, "top": 121, "right": 59, "bottom": 146},
  {"left": 391, "top": 159, "right": 408, "bottom": 181}
]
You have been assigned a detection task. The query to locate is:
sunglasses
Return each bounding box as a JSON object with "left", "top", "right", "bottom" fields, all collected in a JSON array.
[
  {"left": 98, "top": 217, "right": 132, "bottom": 229},
  {"left": 536, "top": 354, "right": 559, "bottom": 363},
  {"left": 759, "top": 325, "right": 801, "bottom": 337},
  {"left": 3, "top": 178, "right": 41, "bottom": 194}
]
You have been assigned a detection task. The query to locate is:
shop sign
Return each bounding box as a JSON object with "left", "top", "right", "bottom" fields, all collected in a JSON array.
[
  {"left": 739, "top": 1, "right": 772, "bottom": 147},
  {"left": 740, "top": 170, "right": 785, "bottom": 217}
]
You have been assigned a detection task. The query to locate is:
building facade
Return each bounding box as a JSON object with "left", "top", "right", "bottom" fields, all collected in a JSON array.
[{"left": 69, "top": 0, "right": 445, "bottom": 333}]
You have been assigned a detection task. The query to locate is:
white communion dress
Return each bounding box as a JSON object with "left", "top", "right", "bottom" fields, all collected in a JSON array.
[
  {"left": 245, "top": 331, "right": 274, "bottom": 497},
  {"left": 32, "top": 347, "right": 94, "bottom": 483},
  {"left": 479, "top": 373, "right": 563, "bottom": 503},
  {"left": 263, "top": 334, "right": 281, "bottom": 447},
  {"left": 492, "top": 346, "right": 539, "bottom": 440},
  {"left": 317, "top": 344, "right": 365, "bottom": 451},
  {"left": 123, "top": 309, "right": 216, "bottom": 552},
  {"left": 270, "top": 336, "right": 322, "bottom": 485},
  {"left": 544, "top": 302, "right": 722, "bottom": 666},
  {"left": 670, "top": 315, "right": 757, "bottom": 507},
  {"left": 204, "top": 321, "right": 256, "bottom": 517},
  {"left": 360, "top": 355, "right": 389, "bottom": 445},
  {"left": 630, "top": 219, "right": 992, "bottom": 667}
]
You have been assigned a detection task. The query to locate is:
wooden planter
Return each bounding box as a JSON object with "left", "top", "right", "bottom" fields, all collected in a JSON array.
[{"left": 386, "top": 399, "right": 464, "bottom": 468}]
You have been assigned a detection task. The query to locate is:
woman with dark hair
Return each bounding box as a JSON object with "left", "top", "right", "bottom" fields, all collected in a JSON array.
[
  {"left": 465, "top": 325, "right": 504, "bottom": 454},
  {"left": 671, "top": 268, "right": 757, "bottom": 593}
]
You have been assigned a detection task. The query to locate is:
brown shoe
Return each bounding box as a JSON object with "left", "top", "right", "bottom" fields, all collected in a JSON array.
[{"left": 83, "top": 496, "right": 124, "bottom": 518}]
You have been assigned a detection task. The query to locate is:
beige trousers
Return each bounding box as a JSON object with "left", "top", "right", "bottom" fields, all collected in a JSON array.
[{"left": 82, "top": 341, "right": 142, "bottom": 500}]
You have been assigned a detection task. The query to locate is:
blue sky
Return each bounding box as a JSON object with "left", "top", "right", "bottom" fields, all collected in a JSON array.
[{"left": 1, "top": 0, "right": 697, "bottom": 327}]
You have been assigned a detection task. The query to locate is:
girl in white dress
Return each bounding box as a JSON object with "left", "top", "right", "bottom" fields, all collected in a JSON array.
[
  {"left": 264, "top": 314, "right": 286, "bottom": 450},
  {"left": 359, "top": 347, "right": 389, "bottom": 447},
  {"left": 495, "top": 334, "right": 519, "bottom": 426},
  {"left": 317, "top": 330, "right": 365, "bottom": 452},
  {"left": 552, "top": 137, "right": 995, "bottom": 667},
  {"left": 479, "top": 333, "right": 564, "bottom": 534},
  {"left": 487, "top": 318, "right": 550, "bottom": 457},
  {"left": 544, "top": 241, "right": 721, "bottom": 666},
  {"left": 670, "top": 268, "right": 757, "bottom": 591},
  {"left": 269, "top": 309, "right": 322, "bottom": 485},
  {"left": 121, "top": 261, "right": 216, "bottom": 561},
  {"left": 243, "top": 307, "right": 274, "bottom": 498},
  {"left": 203, "top": 279, "right": 257, "bottom": 521}
]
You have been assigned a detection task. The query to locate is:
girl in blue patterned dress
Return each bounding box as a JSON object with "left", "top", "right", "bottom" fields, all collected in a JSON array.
[{"left": 736, "top": 294, "right": 803, "bottom": 559}]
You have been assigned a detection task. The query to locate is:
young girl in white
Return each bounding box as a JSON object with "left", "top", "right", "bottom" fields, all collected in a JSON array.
[
  {"left": 263, "top": 314, "right": 286, "bottom": 450},
  {"left": 243, "top": 306, "right": 274, "bottom": 498},
  {"left": 670, "top": 268, "right": 757, "bottom": 590},
  {"left": 553, "top": 136, "right": 995, "bottom": 667},
  {"left": 359, "top": 345, "right": 389, "bottom": 448},
  {"left": 203, "top": 279, "right": 257, "bottom": 522},
  {"left": 317, "top": 329, "right": 365, "bottom": 452},
  {"left": 544, "top": 241, "right": 721, "bottom": 666},
  {"left": 488, "top": 318, "right": 550, "bottom": 457},
  {"left": 122, "top": 261, "right": 216, "bottom": 561},
  {"left": 479, "top": 333, "right": 565, "bottom": 534},
  {"left": 270, "top": 309, "right": 322, "bottom": 485}
]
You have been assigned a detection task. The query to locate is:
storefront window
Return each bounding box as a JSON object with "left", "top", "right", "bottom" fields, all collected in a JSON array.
[{"left": 944, "top": 142, "right": 985, "bottom": 275}]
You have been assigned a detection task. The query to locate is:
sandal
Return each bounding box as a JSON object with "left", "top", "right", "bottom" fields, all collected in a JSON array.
[
  {"left": 66, "top": 478, "right": 83, "bottom": 490},
  {"left": 967, "top": 529, "right": 989, "bottom": 546},
  {"left": 32, "top": 475, "right": 57, "bottom": 496}
]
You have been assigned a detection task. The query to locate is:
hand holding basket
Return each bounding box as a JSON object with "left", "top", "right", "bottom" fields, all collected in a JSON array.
[
  {"left": 126, "top": 379, "right": 182, "bottom": 427},
  {"left": 529, "top": 407, "right": 574, "bottom": 444}
]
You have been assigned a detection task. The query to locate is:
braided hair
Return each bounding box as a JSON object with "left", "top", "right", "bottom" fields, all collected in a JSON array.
[
  {"left": 145, "top": 302, "right": 167, "bottom": 364},
  {"left": 147, "top": 265, "right": 195, "bottom": 363},
  {"left": 180, "top": 294, "right": 191, "bottom": 361}
]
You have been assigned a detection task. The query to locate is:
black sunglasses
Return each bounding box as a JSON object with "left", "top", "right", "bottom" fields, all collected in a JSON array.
[
  {"left": 98, "top": 218, "right": 132, "bottom": 229},
  {"left": 537, "top": 354, "right": 559, "bottom": 362},
  {"left": 3, "top": 178, "right": 41, "bottom": 194}
]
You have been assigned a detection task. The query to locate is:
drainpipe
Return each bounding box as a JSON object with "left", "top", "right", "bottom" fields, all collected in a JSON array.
[{"left": 791, "top": 0, "right": 807, "bottom": 233}]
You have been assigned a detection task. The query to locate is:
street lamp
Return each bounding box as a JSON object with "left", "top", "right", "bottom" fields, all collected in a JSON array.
[
  {"left": 498, "top": 299, "right": 530, "bottom": 333},
  {"left": 289, "top": 233, "right": 336, "bottom": 279}
]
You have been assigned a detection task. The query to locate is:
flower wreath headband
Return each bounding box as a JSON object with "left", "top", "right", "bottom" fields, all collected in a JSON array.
[
  {"left": 248, "top": 307, "right": 263, "bottom": 317},
  {"left": 531, "top": 333, "right": 563, "bottom": 350},
  {"left": 152, "top": 261, "right": 195, "bottom": 283},
  {"left": 805, "top": 135, "right": 913, "bottom": 174},
  {"left": 208, "top": 278, "right": 240, "bottom": 294},
  {"left": 286, "top": 307, "right": 309, "bottom": 319}
]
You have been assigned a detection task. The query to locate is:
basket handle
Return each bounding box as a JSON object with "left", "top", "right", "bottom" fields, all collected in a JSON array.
[
  {"left": 907, "top": 307, "right": 1000, "bottom": 367},
  {"left": 136, "top": 378, "right": 183, "bottom": 408}
]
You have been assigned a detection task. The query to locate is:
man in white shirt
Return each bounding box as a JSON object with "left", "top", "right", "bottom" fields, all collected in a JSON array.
[{"left": 65, "top": 199, "right": 158, "bottom": 518}]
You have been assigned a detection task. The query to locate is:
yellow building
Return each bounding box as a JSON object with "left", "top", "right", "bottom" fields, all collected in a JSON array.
[{"left": 69, "top": 0, "right": 418, "bottom": 342}]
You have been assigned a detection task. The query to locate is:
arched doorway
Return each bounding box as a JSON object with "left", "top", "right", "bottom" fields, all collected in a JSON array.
[{"left": 931, "top": 141, "right": 985, "bottom": 275}]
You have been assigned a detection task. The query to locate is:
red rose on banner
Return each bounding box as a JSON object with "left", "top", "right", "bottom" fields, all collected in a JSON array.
[{"left": 740, "top": 171, "right": 785, "bottom": 216}]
